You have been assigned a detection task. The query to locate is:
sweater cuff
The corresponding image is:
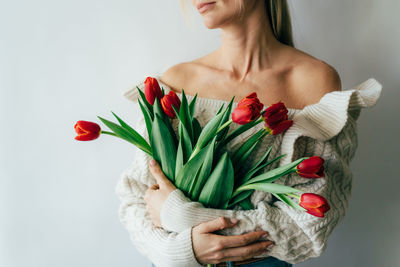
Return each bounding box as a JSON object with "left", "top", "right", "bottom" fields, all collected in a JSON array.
[
  {"left": 160, "top": 189, "right": 192, "bottom": 232},
  {"left": 161, "top": 189, "right": 238, "bottom": 233},
  {"left": 175, "top": 227, "right": 204, "bottom": 267}
]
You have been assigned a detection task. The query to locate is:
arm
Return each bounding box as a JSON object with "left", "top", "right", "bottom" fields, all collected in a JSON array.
[
  {"left": 160, "top": 126, "right": 354, "bottom": 264},
  {"left": 159, "top": 78, "right": 383, "bottom": 264},
  {"left": 117, "top": 113, "right": 273, "bottom": 266},
  {"left": 116, "top": 116, "right": 202, "bottom": 267}
]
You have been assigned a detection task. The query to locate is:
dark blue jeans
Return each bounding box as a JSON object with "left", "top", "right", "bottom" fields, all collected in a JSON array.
[
  {"left": 223, "top": 256, "right": 292, "bottom": 266},
  {"left": 152, "top": 256, "right": 293, "bottom": 266}
]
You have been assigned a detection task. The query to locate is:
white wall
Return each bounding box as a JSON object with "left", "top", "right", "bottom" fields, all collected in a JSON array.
[{"left": 1, "top": 1, "right": 399, "bottom": 266}]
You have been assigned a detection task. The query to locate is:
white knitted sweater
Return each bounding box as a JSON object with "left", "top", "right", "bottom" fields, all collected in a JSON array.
[{"left": 116, "top": 75, "right": 382, "bottom": 267}]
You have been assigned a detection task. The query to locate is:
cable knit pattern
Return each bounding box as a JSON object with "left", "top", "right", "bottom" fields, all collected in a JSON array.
[{"left": 117, "top": 75, "right": 382, "bottom": 266}]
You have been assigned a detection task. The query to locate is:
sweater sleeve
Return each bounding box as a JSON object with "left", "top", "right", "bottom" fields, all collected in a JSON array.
[
  {"left": 158, "top": 78, "right": 383, "bottom": 264},
  {"left": 115, "top": 107, "right": 203, "bottom": 266}
]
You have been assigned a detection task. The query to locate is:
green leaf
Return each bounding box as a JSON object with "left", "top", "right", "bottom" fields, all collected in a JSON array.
[
  {"left": 154, "top": 98, "right": 178, "bottom": 146},
  {"left": 191, "top": 111, "right": 224, "bottom": 159},
  {"left": 251, "top": 146, "right": 273, "bottom": 173},
  {"left": 151, "top": 114, "right": 177, "bottom": 181},
  {"left": 175, "top": 146, "right": 209, "bottom": 191},
  {"left": 216, "top": 97, "right": 234, "bottom": 141},
  {"left": 97, "top": 116, "right": 152, "bottom": 156},
  {"left": 216, "top": 104, "right": 225, "bottom": 115},
  {"left": 186, "top": 166, "right": 203, "bottom": 200},
  {"left": 272, "top": 193, "right": 307, "bottom": 211},
  {"left": 236, "top": 154, "right": 286, "bottom": 186},
  {"left": 175, "top": 122, "right": 193, "bottom": 178},
  {"left": 179, "top": 123, "right": 193, "bottom": 164},
  {"left": 242, "top": 157, "right": 307, "bottom": 186},
  {"left": 175, "top": 137, "right": 184, "bottom": 178},
  {"left": 228, "top": 190, "right": 253, "bottom": 208},
  {"left": 238, "top": 198, "right": 254, "bottom": 210},
  {"left": 138, "top": 99, "right": 153, "bottom": 139},
  {"left": 231, "top": 129, "right": 265, "bottom": 165},
  {"left": 137, "top": 87, "right": 154, "bottom": 116},
  {"left": 178, "top": 90, "right": 194, "bottom": 143},
  {"left": 189, "top": 137, "right": 216, "bottom": 200},
  {"left": 188, "top": 93, "right": 198, "bottom": 118},
  {"left": 221, "top": 117, "right": 263, "bottom": 146},
  {"left": 198, "top": 152, "right": 234, "bottom": 209},
  {"left": 111, "top": 111, "right": 141, "bottom": 137},
  {"left": 236, "top": 182, "right": 303, "bottom": 194},
  {"left": 192, "top": 118, "right": 202, "bottom": 144}
]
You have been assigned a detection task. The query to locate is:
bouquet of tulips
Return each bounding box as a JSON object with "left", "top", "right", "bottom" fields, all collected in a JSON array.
[{"left": 75, "top": 77, "right": 331, "bottom": 218}]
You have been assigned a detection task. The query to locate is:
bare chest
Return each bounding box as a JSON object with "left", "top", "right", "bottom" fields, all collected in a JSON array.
[{"left": 183, "top": 71, "right": 305, "bottom": 109}]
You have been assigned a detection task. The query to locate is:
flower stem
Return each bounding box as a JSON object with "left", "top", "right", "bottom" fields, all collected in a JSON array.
[
  {"left": 216, "top": 119, "right": 233, "bottom": 134},
  {"left": 255, "top": 116, "right": 264, "bottom": 124},
  {"left": 101, "top": 130, "right": 117, "bottom": 137},
  {"left": 287, "top": 193, "right": 301, "bottom": 200}
]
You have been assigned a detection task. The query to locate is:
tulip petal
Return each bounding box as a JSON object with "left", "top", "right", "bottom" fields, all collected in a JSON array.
[
  {"left": 74, "top": 121, "right": 101, "bottom": 141},
  {"left": 161, "top": 91, "right": 181, "bottom": 119},
  {"left": 232, "top": 93, "right": 263, "bottom": 125},
  {"left": 232, "top": 106, "right": 253, "bottom": 125},
  {"left": 306, "top": 208, "right": 325, "bottom": 218},
  {"left": 263, "top": 102, "right": 286, "bottom": 118},
  {"left": 299, "top": 193, "right": 330, "bottom": 217},
  {"left": 297, "top": 156, "right": 325, "bottom": 178},
  {"left": 270, "top": 120, "right": 293, "bottom": 135},
  {"left": 144, "top": 77, "right": 163, "bottom": 105}
]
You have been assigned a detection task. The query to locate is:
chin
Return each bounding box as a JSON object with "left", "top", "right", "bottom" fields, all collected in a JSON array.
[
  {"left": 201, "top": 11, "right": 237, "bottom": 29},
  {"left": 196, "top": 0, "right": 244, "bottom": 29},
  {"left": 202, "top": 16, "right": 225, "bottom": 29}
]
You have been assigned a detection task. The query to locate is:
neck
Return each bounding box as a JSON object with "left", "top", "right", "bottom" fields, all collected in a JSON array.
[{"left": 216, "top": 1, "right": 282, "bottom": 81}]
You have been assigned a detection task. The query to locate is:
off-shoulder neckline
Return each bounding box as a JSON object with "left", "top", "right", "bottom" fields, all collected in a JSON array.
[{"left": 126, "top": 75, "right": 381, "bottom": 118}]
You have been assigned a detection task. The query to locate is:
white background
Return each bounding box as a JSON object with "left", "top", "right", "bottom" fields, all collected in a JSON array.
[{"left": 1, "top": 0, "right": 399, "bottom": 266}]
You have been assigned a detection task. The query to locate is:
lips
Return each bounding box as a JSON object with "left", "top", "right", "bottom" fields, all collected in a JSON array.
[{"left": 197, "top": 1, "right": 216, "bottom": 14}]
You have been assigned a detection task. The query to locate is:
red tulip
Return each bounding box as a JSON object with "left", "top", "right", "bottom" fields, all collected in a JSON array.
[
  {"left": 265, "top": 120, "right": 293, "bottom": 135},
  {"left": 299, "top": 193, "right": 331, "bottom": 218},
  {"left": 161, "top": 91, "right": 181, "bottom": 118},
  {"left": 74, "top": 120, "right": 101, "bottom": 141},
  {"left": 232, "top": 93, "right": 264, "bottom": 125},
  {"left": 296, "top": 156, "right": 325, "bottom": 178},
  {"left": 144, "top": 76, "right": 163, "bottom": 105},
  {"left": 262, "top": 101, "right": 293, "bottom": 135}
]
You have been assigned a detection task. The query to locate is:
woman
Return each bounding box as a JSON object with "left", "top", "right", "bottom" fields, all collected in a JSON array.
[{"left": 117, "top": 1, "right": 382, "bottom": 266}]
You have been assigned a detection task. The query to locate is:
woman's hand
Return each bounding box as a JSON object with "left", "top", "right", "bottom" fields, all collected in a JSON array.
[
  {"left": 145, "top": 160, "right": 274, "bottom": 264},
  {"left": 192, "top": 217, "right": 275, "bottom": 264},
  {"left": 144, "top": 159, "right": 176, "bottom": 227}
]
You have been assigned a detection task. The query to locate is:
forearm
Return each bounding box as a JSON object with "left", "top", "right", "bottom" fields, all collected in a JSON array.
[
  {"left": 116, "top": 153, "right": 203, "bottom": 267},
  {"left": 160, "top": 183, "right": 347, "bottom": 264},
  {"left": 159, "top": 133, "right": 354, "bottom": 264}
]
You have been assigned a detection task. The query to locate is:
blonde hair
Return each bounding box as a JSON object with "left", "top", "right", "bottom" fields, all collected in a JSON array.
[
  {"left": 179, "top": 0, "right": 294, "bottom": 47},
  {"left": 266, "top": 0, "right": 294, "bottom": 47}
]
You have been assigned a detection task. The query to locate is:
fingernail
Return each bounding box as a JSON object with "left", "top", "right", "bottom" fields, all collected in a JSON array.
[
  {"left": 230, "top": 218, "right": 238, "bottom": 224},
  {"left": 149, "top": 159, "right": 156, "bottom": 166},
  {"left": 261, "top": 233, "right": 268, "bottom": 238},
  {"left": 266, "top": 244, "right": 274, "bottom": 250}
]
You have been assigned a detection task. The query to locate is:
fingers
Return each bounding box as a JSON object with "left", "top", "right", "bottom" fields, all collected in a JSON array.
[
  {"left": 219, "top": 240, "right": 274, "bottom": 262},
  {"left": 197, "top": 217, "right": 238, "bottom": 233},
  {"left": 149, "top": 159, "right": 174, "bottom": 187},
  {"left": 218, "top": 230, "right": 269, "bottom": 249}
]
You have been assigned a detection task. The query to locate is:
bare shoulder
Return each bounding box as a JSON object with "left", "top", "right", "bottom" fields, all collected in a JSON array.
[
  {"left": 289, "top": 51, "right": 342, "bottom": 107},
  {"left": 159, "top": 63, "right": 191, "bottom": 93},
  {"left": 160, "top": 51, "right": 218, "bottom": 94},
  {"left": 160, "top": 59, "right": 209, "bottom": 94}
]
